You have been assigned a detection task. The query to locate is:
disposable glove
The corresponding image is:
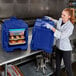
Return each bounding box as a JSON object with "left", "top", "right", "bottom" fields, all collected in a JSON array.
[
  {"left": 44, "top": 16, "right": 52, "bottom": 20},
  {"left": 44, "top": 23, "right": 56, "bottom": 32},
  {"left": 44, "top": 23, "right": 53, "bottom": 30}
]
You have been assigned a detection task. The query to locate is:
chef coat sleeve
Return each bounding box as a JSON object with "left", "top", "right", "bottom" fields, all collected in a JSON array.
[{"left": 54, "top": 25, "right": 74, "bottom": 39}]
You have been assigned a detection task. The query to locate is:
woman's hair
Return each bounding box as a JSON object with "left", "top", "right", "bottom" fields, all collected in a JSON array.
[{"left": 63, "top": 8, "right": 74, "bottom": 24}]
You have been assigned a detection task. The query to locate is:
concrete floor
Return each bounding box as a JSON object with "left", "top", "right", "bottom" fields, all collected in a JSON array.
[
  {"left": 61, "top": 62, "right": 76, "bottom": 76},
  {"left": 18, "top": 60, "right": 76, "bottom": 76}
]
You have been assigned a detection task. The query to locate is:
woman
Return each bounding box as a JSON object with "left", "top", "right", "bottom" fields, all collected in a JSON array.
[{"left": 44, "top": 8, "right": 74, "bottom": 76}]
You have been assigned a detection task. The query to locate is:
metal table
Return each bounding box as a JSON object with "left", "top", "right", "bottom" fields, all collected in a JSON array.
[
  {"left": 0, "top": 48, "right": 42, "bottom": 76},
  {"left": 0, "top": 27, "right": 42, "bottom": 76}
]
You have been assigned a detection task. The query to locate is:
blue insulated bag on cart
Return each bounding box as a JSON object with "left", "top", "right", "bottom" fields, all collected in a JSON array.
[
  {"left": 2, "top": 17, "right": 28, "bottom": 52},
  {"left": 31, "top": 18, "right": 55, "bottom": 53}
]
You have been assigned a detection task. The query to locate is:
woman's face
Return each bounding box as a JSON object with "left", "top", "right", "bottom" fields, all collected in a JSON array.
[{"left": 61, "top": 10, "right": 71, "bottom": 23}]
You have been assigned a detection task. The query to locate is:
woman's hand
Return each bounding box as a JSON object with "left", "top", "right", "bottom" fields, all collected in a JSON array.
[
  {"left": 44, "top": 16, "right": 53, "bottom": 21},
  {"left": 44, "top": 23, "right": 56, "bottom": 32}
]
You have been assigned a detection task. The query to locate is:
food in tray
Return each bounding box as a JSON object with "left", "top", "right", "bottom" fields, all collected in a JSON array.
[
  {"left": 10, "top": 36, "right": 14, "bottom": 39},
  {"left": 16, "top": 35, "right": 20, "bottom": 39},
  {"left": 17, "top": 40, "right": 25, "bottom": 43},
  {"left": 9, "top": 40, "right": 16, "bottom": 44},
  {"left": 9, "top": 29, "right": 25, "bottom": 35},
  {"left": 10, "top": 32, "right": 14, "bottom": 36},
  {"left": 19, "top": 32, "right": 24, "bottom": 35},
  {"left": 22, "top": 40, "right": 25, "bottom": 43},
  {"left": 9, "top": 39, "right": 26, "bottom": 45},
  {"left": 20, "top": 35, "right": 25, "bottom": 38}
]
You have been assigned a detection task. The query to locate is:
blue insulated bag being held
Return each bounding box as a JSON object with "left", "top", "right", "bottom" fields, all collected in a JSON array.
[{"left": 31, "top": 18, "right": 55, "bottom": 53}]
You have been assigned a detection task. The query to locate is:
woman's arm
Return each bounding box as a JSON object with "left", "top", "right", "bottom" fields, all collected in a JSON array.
[
  {"left": 54, "top": 25, "right": 74, "bottom": 39},
  {"left": 44, "top": 16, "right": 58, "bottom": 24},
  {"left": 44, "top": 22, "right": 74, "bottom": 39}
]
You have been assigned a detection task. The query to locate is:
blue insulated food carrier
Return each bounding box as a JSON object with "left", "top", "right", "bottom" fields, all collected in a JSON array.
[
  {"left": 2, "top": 17, "right": 28, "bottom": 52},
  {"left": 31, "top": 18, "right": 55, "bottom": 53}
]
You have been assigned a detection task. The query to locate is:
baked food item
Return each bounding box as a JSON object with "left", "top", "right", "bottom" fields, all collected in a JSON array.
[
  {"left": 20, "top": 35, "right": 24, "bottom": 38},
  {"left": 16, "top": 36, "right": 20, "bottom": 39},
  {"left": 10, "top": 36, "right": 14, "bottom": 39},
  {"left": 17, "top": 40, "right": 25, "bottom": 44},
  {"left": 9, "top": 40, "right": 16, "bottom": 44}
]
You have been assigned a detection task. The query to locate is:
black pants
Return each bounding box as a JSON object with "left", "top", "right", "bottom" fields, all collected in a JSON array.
[{"left": 55, "top": 48, "right": 73, "bottom": 76}]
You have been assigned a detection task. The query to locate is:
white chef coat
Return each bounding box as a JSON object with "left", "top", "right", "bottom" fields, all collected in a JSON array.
[{"left": 54, "top": 18, "right": 74, "bottom": 51}]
